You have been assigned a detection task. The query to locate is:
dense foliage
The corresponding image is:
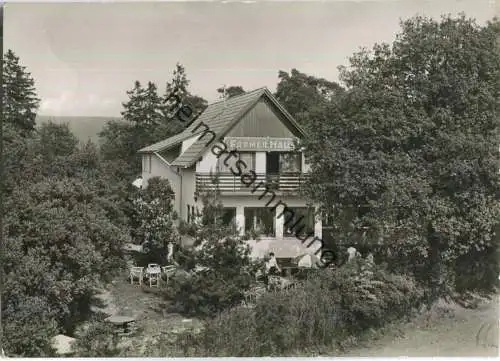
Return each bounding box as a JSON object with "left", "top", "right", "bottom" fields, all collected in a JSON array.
[
  {"left": 165, "top": 192, "right": 258, "bottom": 317},
  {"left": 99, "top": 64, "right": 208, "bottom": 177},
  {"left": 131, "top": 176, "right": 180, "bottom": 265},
  {"left": 148, "top": 260, "right": 425, "bottom": 356},
  {"left": 2, "top": 51, "right": 131, "bottom": 356},
  {"left": 302, "top": 15, "right": 500, "bottom": 295},
  {"left": 274, "top": 68, "right": 344, "bottom": 124}
]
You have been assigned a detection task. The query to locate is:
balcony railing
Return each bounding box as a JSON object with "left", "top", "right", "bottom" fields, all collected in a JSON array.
[{"left": 195, "top": 172, "right": 309, "bottom": 194}]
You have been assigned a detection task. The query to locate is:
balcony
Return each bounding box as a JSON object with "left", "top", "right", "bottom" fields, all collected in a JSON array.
[{"left": 195, "top": 172, "right": 309, "bottom": 194}]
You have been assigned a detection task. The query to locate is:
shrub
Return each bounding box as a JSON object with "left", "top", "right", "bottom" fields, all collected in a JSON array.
[
  {"left": 131, "top": 176, "right": 179, "bottom": 265},
  {"left": 164, "top": 232, "right": 257, "bottom": 317},
  {"left": 163, "top": 191, "right": 259, "bottom": 317},
  {"left": 171, "top": 262, "right": 425, "bottom": 356},
  {"left": 72, "top": 322, "right": 122, "bottom": 356}
]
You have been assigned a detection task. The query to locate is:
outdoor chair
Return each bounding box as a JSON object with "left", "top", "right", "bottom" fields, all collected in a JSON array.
[
  {"left": 161, "top": 265, "right": 177, "bottom": 284},
  {"left": 129, "top": 267, "right": 144, "bottom": 286},
  {"left": 148, "top": 271, "right": 161, "bottom": 288}
]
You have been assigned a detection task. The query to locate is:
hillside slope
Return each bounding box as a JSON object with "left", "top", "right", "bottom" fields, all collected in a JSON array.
[{"left": 36, "top": 115, "right": 122, "bottom": 143}]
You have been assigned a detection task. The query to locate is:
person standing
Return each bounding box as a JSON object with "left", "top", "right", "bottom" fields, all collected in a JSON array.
[{"left": 167, "top": 241, "right": 174, "bottom": 263}]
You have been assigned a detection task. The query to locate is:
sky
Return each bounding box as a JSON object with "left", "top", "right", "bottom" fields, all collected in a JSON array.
[{"left": 4, "top": 0, "right": 497, "bottom": 117}]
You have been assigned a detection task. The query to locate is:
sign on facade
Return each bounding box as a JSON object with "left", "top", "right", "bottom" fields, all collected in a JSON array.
[{"left": 225, "top": 137, "right": 298, "bottom": 152}]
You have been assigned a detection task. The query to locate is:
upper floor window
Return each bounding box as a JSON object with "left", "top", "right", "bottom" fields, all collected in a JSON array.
[
  {"left": 280, "top": 152, "right": 302, "bottom": 173},
  {"left": 217, "top": 152, "right": 255, "bottom": 173},
  {"left": 266, "top": 152, "right": 302, "bottom": 174}
]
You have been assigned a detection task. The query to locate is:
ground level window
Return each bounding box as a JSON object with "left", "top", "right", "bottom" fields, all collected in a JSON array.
[
  {"left": 220, "top": 207, "right": 236, "bottom": 226},
  {"left": 283, "top": 207, "right": 314, "bottom": 237},
  {"left": 244, "top": 207, "right": 275, "bottom": 236}
]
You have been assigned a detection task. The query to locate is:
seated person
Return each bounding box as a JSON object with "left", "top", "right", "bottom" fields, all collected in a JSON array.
[{"left": 265, "top": 252, "right": 281, "bottom": 275}]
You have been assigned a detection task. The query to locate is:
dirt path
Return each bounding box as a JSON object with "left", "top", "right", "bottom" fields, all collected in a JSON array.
[{"left": 342, "top": 295, "right": 499, "bottom": 357}]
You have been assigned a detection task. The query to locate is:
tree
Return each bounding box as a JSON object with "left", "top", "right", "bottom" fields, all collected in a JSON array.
[
  {"left": 302, "top": 15, "right": 500, "bottom": 296},
  {"left": 131, "top": 177, "right": 179, "bottom": 264},
  {"left": 1, "top": 52, "right": 131, "bottom": 356},
  {"left": 38, "top": 121, "right": 79, "bottom": 162},
  {"left": 122, "top": 81, "right": 164, "bottom": 128},
  {"left": 274, "top": 68, "right": 344, "bottom": 124},
  {"left": 217, "top": 85, "right": 245, "bottom": 99},
  {"left": 162, "top": 63, "right": 208, "bottom": 134},
  {"left": 99, "top": 63, "right": 208, "bottom": 177},
  {"left": 166, "top": 191, "right": 257, "bottom": 317},
  {"left": 2, "top": 49, "right": 40, "bottom": 135},
  {"left": 3, "top": 177, "right": 128, "bottom": 343}
]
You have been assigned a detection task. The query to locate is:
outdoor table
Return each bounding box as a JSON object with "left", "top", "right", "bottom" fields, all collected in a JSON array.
[
  {"left": 145, "top": 267, "right": 162, "bottom": 277},
  {"left": 105, "top": 315, "right": 136, "bottom": 334},
  {"left": 144, "top": 266, "right": 162, "bottom": 287}
]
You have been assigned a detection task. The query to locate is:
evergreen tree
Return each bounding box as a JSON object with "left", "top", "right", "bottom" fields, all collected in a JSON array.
[
  {"left": 2, "top": 49, "right": 40, "bottom": 135},
  {"left": 162, "top": 63, "right": 208, "bottom": 134},
  {"left": 121, "top": 81, "right": 164, "bottom": 128}
]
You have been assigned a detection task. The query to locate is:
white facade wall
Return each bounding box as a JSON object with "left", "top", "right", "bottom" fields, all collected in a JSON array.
[{"left": 141, "top": 154, "right": 182, "bottom": 217}]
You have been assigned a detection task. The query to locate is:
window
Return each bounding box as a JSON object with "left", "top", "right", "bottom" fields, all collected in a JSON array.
[
  {"left": 283, "top": 207, "right": 314, "bottom": 237},
  {"left": 217, "top": 152, "right": 255, "bottom": 173},
  {"left": 220, "top": 207, "right": 236, "bottom": 226},
  {"left": 187, "top": 205, "right": 191, "bottom": 223},
  {"left": 244, "top": 207, "right": 274, "bottom": 236},
  {"left": 279, "top": 152, "right": 302, "bottom": 173}
]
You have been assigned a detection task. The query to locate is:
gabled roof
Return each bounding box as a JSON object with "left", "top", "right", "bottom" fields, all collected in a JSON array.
[{"left": 139, "top": 87, "right": 306, "bottom": 168}]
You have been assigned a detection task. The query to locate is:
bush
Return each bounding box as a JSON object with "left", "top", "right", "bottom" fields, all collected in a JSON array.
[
  {"left": 163, "top": 191, "right": 259, "bottom": 317},
  {"left": 171, "top": 261, "right": 425, "bottom": 356},
  {"left": 163, "top": 233, "right": 257, "bottom": 317},
  {"left": 72, "top": 322, "right": 122, "bottom": 356}
]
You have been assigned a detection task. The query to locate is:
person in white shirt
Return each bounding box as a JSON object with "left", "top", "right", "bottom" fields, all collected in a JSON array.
[
  {"left": 347, "top": 246, "right": 357, "bottom": 262},
  {"left": 265, "top": 252, "right": 281, "bottom": 275},
  {"left": 167, "top": 241, "right": 174, "bottom": 262}
]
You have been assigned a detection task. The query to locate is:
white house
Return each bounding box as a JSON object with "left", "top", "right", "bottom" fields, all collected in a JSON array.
[{"left": 138, "top": 87, "right": 326, "bottom": 259}]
